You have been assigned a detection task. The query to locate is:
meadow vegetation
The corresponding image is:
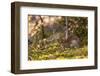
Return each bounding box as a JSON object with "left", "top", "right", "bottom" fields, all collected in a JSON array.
[{"left": 28, "top": 15, "right": 88, "bottom": 60}]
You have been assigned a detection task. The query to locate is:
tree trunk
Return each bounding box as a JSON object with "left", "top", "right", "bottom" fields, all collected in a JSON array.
[
  {"left": 64, "top": 17, "right": 68, "bottom": 40},
  {"left": 39, "top": 16, "right": 45, "bottom": 39}
]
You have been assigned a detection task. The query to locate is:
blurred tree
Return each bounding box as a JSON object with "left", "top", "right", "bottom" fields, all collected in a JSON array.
[{"left": 28, "top": 15, "right": 88, "bottom": 47}]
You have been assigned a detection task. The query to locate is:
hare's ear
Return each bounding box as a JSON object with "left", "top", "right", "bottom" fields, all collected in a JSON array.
[{"left": 63, "top": 23, "right": 66, "bottom": 26}]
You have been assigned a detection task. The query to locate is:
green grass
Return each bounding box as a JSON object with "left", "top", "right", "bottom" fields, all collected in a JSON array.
[{"left": 28, "top": 42, "right": 88, "bottom": 61}]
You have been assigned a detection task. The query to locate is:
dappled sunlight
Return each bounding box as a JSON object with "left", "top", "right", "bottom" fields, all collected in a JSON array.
[{"left": 28, "top": 15, "right": 88, "bottom": 61}]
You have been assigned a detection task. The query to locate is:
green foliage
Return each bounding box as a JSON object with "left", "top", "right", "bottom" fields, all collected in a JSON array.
[
  {"left": 67, "top": 17, "right": 88, "bottom": 46},
  {"left": 28, "top": 41, "right": 88, "bottom": 60}
]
